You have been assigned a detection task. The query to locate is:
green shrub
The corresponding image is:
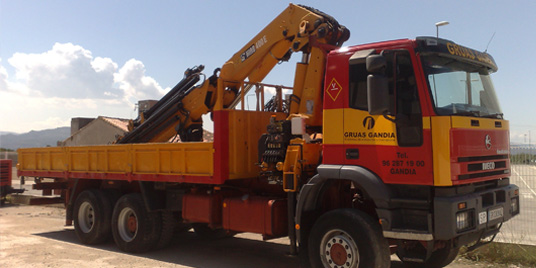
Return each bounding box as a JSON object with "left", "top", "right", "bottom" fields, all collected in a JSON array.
[{"left": 461, "top": 242, "right": 536, "bottom": 267}]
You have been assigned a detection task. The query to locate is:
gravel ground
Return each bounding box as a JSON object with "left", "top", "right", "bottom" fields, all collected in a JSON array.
[{"left": 0, "top": 202, "right": 519, "bottom": 268}]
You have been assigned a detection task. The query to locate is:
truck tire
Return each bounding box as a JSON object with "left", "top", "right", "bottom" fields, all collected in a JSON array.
[
  {"left": 308, "top": 209, "right": 390, "bottom": 268},
  {"left": 397, "top": 243, "right": 459, "bottom": 268},
  {"left": 73, "top": 189, "right": 113, "bottom": 244},
  {"left": 155, "top": 211, "right": 177, "bottom": 249},
  {"left": 111, "top": 193, "right": 162, "bottom": 253}
]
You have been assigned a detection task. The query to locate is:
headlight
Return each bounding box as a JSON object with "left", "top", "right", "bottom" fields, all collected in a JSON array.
[
  {"left": 456, "top": 210, "right": 474, "bottom": 232},
  {"left": 511, "top": 197, "right": 519, "bottom": 214}
]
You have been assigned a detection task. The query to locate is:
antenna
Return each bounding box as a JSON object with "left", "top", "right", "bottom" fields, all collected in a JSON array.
[{"left": 484, "top": 32, "right": 496, "bottom": 53}]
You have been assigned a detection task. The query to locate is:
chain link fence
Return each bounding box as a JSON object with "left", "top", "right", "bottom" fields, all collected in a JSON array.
[{"left": 496, "top": 146, "right": 536, "bottom": 245}]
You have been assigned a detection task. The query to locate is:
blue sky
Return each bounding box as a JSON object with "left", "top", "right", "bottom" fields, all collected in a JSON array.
[{"left": 1, "top": 0, "right": 535, "bottom": 144}]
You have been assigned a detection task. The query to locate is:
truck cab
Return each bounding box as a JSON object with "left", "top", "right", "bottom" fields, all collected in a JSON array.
[{"left": 297, "top": 37, "right": 519, "bottom": 266}]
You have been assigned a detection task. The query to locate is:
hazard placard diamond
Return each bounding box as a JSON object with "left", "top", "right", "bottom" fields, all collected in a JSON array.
[{"left": 326, "top": 78, "right": 342, "bottom": 101}]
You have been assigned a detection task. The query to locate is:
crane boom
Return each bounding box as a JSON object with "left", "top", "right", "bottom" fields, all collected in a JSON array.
[{"left": 119, "top": 4, "right": 349, "bottom": 143}]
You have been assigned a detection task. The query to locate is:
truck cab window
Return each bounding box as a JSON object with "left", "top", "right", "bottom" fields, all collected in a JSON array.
[
  {"left": 349, "top": 50, "right": 422, "bottom": 146},
  {"left": 349, "top": 62, "right": 368, "bottom": 110},
  {"left": 395, "top": 52, "right": 423, "bottom": 147}
]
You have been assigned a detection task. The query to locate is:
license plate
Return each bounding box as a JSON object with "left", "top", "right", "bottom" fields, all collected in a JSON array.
[
  {"left": 488, "top": 207, "right": 504, "bottom": 221},
  {"left": 478, "top": 211, "right": 487, "bottom": 225}
]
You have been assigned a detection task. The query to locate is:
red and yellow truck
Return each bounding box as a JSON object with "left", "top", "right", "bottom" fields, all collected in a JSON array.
[
  {"left": 1, "top": 159, "right": 24, "bottom": 204},
  {"left": 17, "top": 4, "right": 519, "bottom": 268}
]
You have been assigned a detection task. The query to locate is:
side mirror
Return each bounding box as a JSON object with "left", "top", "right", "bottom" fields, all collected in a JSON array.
[
  {"left": 366, "top": 55, "right": 386, "bottom": 74},
  {"left": 367, "top": 74, "right": 390, "bottom": 115}
]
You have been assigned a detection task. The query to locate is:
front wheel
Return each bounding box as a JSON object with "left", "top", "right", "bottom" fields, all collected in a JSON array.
[{"left": 308, "top": 209, "right": 390, "bottom": 268}]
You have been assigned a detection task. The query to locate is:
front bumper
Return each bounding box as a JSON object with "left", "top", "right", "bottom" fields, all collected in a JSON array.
[{"left": 434, "top": 183, "right": 519, "bottom": 240}]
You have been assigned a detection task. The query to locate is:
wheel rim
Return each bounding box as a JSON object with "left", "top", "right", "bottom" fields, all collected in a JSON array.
[
  {"left": 319, "top": 229, "right": 359, "bottom": 268},
  {"left": 78, "top": 201, "right": 95, "bottom": 233},
  {"left": 117, "top": 207, "right": 138, "bottom": 242}
]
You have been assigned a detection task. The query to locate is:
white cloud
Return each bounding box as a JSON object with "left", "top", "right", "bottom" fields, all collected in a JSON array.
[
  {"left": 3, "top": 43, "right": 166, "bottom": 102},
  {"left": 91, "top": 56, "right": 117, "bottom": 73},
  {"left": 0, "top": 61, "right": 8, "bottom": 92},
  {"left": 7, "top": 43, "right": 119, "bottom": 99},
  {"left": 0, "top": 43, "right": 169, "bottom": 133},
  {"left": 115, "top": 59, "right": 167, "bottom": 103}
]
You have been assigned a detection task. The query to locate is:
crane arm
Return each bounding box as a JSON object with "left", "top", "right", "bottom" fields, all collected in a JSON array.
[
  {"left": 219, "top": 4, "right": 348, "bottom": 85},
  {"left": 119, "top": 4, "right": 349, "bottom": 143}
]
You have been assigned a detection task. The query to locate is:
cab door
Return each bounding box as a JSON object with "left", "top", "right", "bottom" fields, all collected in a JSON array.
[{"left": 343, "top": 48, "right": 433, "bottom": 185}]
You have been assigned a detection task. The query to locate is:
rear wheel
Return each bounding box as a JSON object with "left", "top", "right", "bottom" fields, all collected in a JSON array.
[
  {"left": 73, "top": 189, "right": 113, "bottom": 244},
  {"left": 111, "top": 193, "right": 161, "bottom": 253},
  {"left": 308, "top": 209, "right": 390, "bottom": 268},
  {"left": 155, "top": 211, "right": 177, "bottom": 249}
]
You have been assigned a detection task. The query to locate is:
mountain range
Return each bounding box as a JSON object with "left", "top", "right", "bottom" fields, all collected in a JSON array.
[{"left": 0, "top": 127, "right": 70, "bottom": 150}]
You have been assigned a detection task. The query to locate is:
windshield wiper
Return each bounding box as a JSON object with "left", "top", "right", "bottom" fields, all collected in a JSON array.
[
  {"left": 482, "top": 113, "right": 504, "bottom": 119},
  {"left": 452, "top": 110, "right": 480, "bottom": 117}
]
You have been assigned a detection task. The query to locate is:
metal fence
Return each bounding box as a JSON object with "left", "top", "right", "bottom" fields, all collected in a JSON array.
[{"left": 496, "top": 146, "right": 536, "bottom": 245}]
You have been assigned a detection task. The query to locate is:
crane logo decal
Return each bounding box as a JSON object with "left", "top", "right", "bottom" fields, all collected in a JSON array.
[
  {"left": 327, "top": 78, "right": 342, "bottom": 101},
  {"left": 241, "top": 35, "right": 268, "bottom": 62},
  {"left": 363, "top": 116, "right": 375, "bottom": 129}
]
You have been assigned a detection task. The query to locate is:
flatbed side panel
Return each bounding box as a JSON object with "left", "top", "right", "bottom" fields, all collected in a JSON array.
[
  {"left": 17, "top": 170, "right": 215, "bottom": 184},
  {"left": 18, "top": 143, "right": 215, "bottom": 183},
  {"left": 18, "top": 147, "right": 66, "bottom": 172},
  {"left": 68, "top": 145, "right": 130, "bottom": 173},
  {"left": 132, "top": 143, "right": 213, "bottom": 175}
]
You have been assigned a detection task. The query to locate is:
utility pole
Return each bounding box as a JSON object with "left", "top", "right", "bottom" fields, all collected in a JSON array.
[
  {"left": 436, "top": 21, "right": 449, "bottom": 39},
  {"left": 530, "top": 130, "right": 533, "bottom": 164}
]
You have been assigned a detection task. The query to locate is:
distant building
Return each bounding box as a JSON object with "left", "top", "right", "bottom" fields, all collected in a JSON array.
[
  {"left": 60, "top": 116, "right": 214, "bottom": 146},
  {"left": 60, "top": 116, "right": 130, "bottom": 146},
  {"left": 60, "top": 100, "right": 214, "bottom": 146}
]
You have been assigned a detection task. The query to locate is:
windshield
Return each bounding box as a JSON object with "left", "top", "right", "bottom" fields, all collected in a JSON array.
[{"left": 422, "top": 54, "right": 503, "bottom": 118}]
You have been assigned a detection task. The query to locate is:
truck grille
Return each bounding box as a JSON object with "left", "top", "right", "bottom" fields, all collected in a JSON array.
[{"left": 457, "top": 154, "right": 509, "bottom": 180}]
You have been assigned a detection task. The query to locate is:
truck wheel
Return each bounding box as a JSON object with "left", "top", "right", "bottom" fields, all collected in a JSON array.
[
  {"left": 192, "top": 223, "right": 233, "bottom": 239},
  {"left": 73, "top": 189, "right": 113, "bottom": 244},
  {"left": 397, "top": 243, "right": 459, "bottom": 268},
  {"left": 308, "top": 209, "right": 390, "bottom": 268},
  {"left": 155, "top": 211, "right": 177, "bottom": 249},
  {"left": 111, "top": 193, "right": 162, "bottom": 253}
]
